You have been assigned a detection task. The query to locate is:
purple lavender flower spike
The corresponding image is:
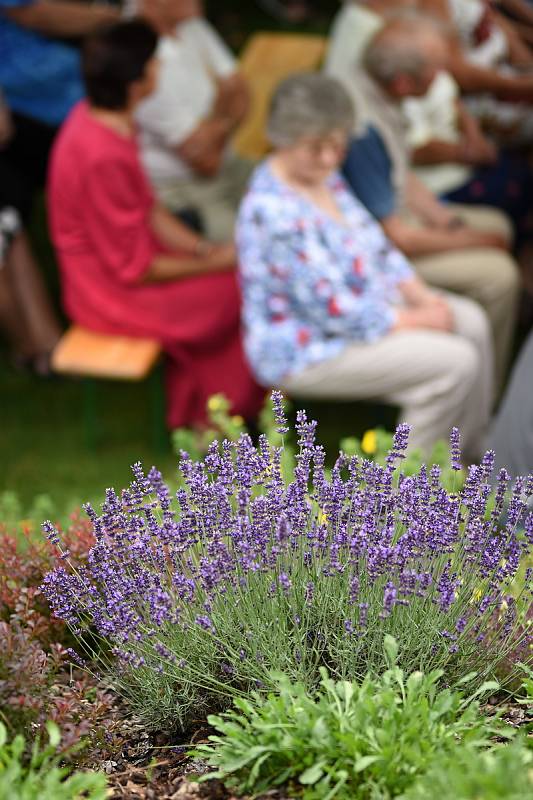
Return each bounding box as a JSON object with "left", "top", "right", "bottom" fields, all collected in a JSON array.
[
  {"left": 42, "top": 520, "right": 60, "bottom": 546},
  {"left": 344, "top": 619, "right": 354, "bottom": 635},
  {"left": 386, "top": 424, "right": 410, "bottom": 471},
  {"left": 278, "top": 572, "right": 292, "bottom": 593},
  {"left": 271, "top": 390, "right": 289, "bottom": 435},
  {"left": 449, "top": 427, "right": 462, "bottom": 471},
  {"left": 380, "top": 581, "right": 397, "bottom": 618}
]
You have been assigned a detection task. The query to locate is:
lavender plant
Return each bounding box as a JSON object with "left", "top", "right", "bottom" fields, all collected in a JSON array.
[{"left": 41, "top": 394, "right": 533, "bottom": 730}]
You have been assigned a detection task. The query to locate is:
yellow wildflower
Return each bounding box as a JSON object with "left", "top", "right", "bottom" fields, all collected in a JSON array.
[
  {"left": 361, "top": 429, "right": 377, "bottom": 455},
  {"left": 207, "top": 395, "right": 224, "bottom": 412}
]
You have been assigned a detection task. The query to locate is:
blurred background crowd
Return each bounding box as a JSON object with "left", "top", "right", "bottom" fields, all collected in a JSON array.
[{"left": 2, "top": 0, "right": 533, "bottom": 503}]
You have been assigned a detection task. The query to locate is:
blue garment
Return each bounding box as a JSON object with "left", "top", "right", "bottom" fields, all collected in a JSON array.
[
  {"left": 342, "top": 125, "right": 396, "bottom": 221},
  {"left": 236, "top": 161, "right": 413, "bottom": 387},
  {"left": 0, "top": 0, "right": 83, "bottom": 125},
  {"left": 442, "top": 150, "right": 533, "bottom": 247}
]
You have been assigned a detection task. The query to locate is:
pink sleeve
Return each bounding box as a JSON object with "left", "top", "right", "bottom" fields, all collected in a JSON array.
[{"left": 82, "top": 157, "right": 157, "bottom": 285}]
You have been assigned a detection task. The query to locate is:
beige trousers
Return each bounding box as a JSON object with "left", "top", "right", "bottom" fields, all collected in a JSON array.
[
  {"left": 282, "top": 293, "right": 493, "bottom": 460},
  {"left": 411, "top": 204, "right": 520, "bottom": 393},
  {"left": 156, "top": 152, "right": 254, "bottom": 242}
]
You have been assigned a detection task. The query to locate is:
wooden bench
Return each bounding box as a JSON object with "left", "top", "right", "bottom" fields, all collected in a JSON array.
[
  {"left": 51, "top": 325, "right": 166, "bottom": 450},
  {"left": 234, "top": 32, "right": 327, "bottom": 160}
]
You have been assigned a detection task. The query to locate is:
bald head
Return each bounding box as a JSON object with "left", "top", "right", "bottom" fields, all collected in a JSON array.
[{"left": 364, "top": 12, "right": 449, "bottom": 98}]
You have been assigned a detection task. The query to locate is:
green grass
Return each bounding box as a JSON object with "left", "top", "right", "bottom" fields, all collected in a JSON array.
[
  {"left": 0, "top": 362, "right": 178, "bottom": 517},
  {"left": 1, "top": 355, "right": 397, "bottom": 520}
]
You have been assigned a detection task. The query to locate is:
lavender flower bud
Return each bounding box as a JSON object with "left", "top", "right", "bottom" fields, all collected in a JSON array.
[
  {"left": 271, "top": 390, "right": 289, "bottom": 435},
  {"left": 449, "top": 427, "right": 462, "bottom": 471}
]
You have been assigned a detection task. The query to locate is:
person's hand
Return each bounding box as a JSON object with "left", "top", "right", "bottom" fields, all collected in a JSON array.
[
  {"left": 206, "top": 241, "right": 236, "bottom": 271},
  {"left": 399, "top": 276, "right": 437, "bottom": 307},
  {"left": 0, "top": 101, "right": 13, "bottom": 149},
  {"left": 459, "top": 133, "right": 498, "bottom": 166},
  {"left": 177, "top": 121, "right": 225, "bottom": 177},
  {"left": 454, "top": 227, "right": 510, "bottom": 251},
  {"left": 420, "top": 296, "right": 454, "bottom": 331},
  {"left": 395, "top": 299, "right": 454, "bottom": 332},
  {"left": 424, "top": 202, "right": 465, "bottom": 231}
]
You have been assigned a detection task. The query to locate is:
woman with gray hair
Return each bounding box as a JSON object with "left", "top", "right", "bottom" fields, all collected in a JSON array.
[{"left": 236, "top": 72, "right": 494, "bottom": 459}]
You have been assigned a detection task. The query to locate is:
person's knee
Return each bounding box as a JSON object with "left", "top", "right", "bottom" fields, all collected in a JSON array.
[
  {"left": 479, "top": 206, "right": 513, "bottom": 243},
  {"left": 483, "top": 253, "right": 521, "bottom": 302},
  {"left": 436, "top": 339, "right": 479, "bottom": 402},
  {"left": 459, "top": 296, "right": 492, "bottom": 341}
]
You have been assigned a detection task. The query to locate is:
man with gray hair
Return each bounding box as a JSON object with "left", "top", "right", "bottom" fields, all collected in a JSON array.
[{"left": 339, "top": 13, "right": 520, "bottom": 391}]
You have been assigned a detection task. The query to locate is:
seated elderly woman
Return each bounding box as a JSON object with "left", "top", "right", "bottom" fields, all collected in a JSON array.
[
  {"left": 236, "top": 74, "right": 493, "bottom": 457},
  {"left": 48, "top": 19, "right": 263, "bottom": 429}
]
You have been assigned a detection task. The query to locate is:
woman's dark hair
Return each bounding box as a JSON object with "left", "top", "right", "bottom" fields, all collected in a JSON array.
[{"left": 82, "top": 19, "right": 158, "bottom": 110}]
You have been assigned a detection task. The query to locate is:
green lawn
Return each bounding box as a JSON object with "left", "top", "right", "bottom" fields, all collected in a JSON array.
[
  {"left": 0, "top": 363, "right": 178, "bottom": 518},
  {"left": 1, "top": 353, "right": 398, "bottom": 522}
]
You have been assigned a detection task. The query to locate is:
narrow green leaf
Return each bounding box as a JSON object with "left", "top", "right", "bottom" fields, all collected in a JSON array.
[
  {"left": 299, "top": 762, "right": 326, "bottom": 784},
  {"left": 354, "top": 755, "right": 381, "bottom": 772}
]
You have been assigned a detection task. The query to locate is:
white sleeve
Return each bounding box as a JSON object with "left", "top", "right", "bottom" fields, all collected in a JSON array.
[
  {"left": 135, "top": 63, "right": 201, "bottom": 147},
  {"left": 190, "top": 18, "right": 237, "bottom": 78}
]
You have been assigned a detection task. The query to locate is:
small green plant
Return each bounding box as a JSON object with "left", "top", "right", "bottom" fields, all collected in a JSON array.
[
  {"left": 0, "top": 721, "right": 107, "bottom": 799},
  {"left": 194, "top": 636, "right": 507, "bottom": 800},
  {"left": 401, "top": 739, "right": 533, "bottom": 800}
]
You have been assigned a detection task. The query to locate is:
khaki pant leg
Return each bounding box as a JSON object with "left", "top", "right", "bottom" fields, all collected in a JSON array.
[
  {"left": 282, "top": 327, "right": 481, "bottom": 457},
  {"left": 413, "top": 247, "right": 519, "bottom": 393},
  {"left": 443, "top": 292, "right": 494, "bottom": 458}
]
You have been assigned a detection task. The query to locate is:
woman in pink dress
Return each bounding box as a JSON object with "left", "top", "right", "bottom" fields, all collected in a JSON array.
[{"left": 48, "top": 19, "right": 263, "bottom": 428}]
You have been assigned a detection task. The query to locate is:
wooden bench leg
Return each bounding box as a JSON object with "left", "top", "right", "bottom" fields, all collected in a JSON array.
[
  {"left": 82, "top": 378, "right": 98, "bottom": 451},
  {"left": 150, "top": 365, "right": 167, "bottom": 454}
]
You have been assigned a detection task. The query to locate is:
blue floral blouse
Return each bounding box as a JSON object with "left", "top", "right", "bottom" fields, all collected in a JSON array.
[{"left": 236, "top": 161, "right": 413, "bottom": 387}]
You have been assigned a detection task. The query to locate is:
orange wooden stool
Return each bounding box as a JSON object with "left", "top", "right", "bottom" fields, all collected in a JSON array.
[{"left": 51, "top": 325, "right": 166, "bottom": 450}]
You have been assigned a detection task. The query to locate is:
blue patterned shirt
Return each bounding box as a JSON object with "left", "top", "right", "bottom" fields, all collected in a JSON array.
[{"left": 236, "top": 161, "right": 414, "bottom": 386}]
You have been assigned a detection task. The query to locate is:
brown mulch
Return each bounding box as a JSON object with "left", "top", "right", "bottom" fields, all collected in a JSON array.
[
  {"left": 85, "top": 710, "right": 286, "bottom": 800},
  {"left": 87, "top": 696, "right": 531, "bottom": 799}
]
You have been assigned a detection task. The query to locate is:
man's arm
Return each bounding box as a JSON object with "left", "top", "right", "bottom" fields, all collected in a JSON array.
[
  {"left": 5, "top": 0, "right": 119, "bottom": 38},
  {"left": 404, "top": 172, "right": 459, "bottom": 227},
  {"left": 411, "top": 102, "right": 497, "bottom": 166},
  {"left": 447, "top": 35, "right": 533, "bottom": 96},
  {"left": 174, "top": 72, "right": 250, "bottom": 178},
  {"left": 0, "top": 92, "right": 13, "bottom": 149},
  {"left": 381, "top": 213, "right": 507, "bottom": 256},
  {"left": 498, "top": 0, "right": 533, "bottom": 28},
  {"left": 491, "top": 7, "right": 533, "bottom": 66}
]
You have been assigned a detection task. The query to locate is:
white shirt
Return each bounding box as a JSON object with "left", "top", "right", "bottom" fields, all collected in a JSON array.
[
  {"left": 324, "top": 2, "right": 382, "bottom": 78},
  {"left": 449, "top": 0, "right": 508, "bottom": 67},
  {"left": 136, "top": 18, "right": 237, "bottom": 185},
  {"left": 404, "top": 71, "right": 473, "bottom": 195}
]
